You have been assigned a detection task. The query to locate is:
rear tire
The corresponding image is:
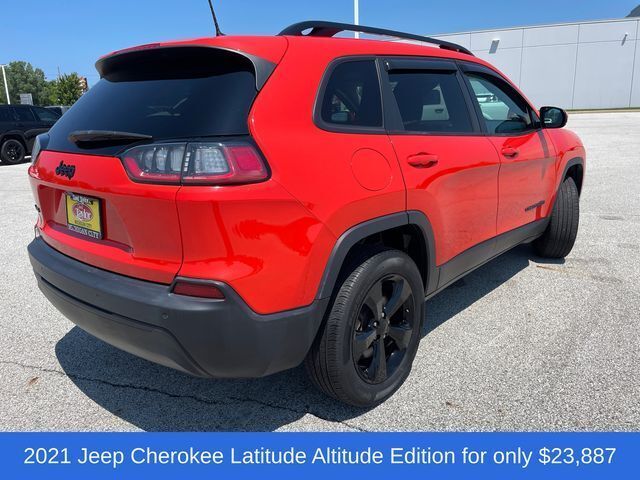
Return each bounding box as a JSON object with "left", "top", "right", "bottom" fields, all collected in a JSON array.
[
  {"left": 305, "top": 248, "right": 424, "bottom": 407},
  {"left": 1, "top": 139, "right": 26, "bottom": 165},
  {"left": 534, "top": 176, "right": 580, "bottom": 258}
]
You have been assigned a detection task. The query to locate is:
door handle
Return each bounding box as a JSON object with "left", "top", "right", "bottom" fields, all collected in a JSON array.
[
  {"left": 407, "top": 153, "right": 439, "bottom": 168},
  {"left": 501, "top": 147, "right": 519, "bottom": 158}
]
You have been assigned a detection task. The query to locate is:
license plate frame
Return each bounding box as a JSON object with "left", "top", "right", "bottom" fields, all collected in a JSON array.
[{"left": 65, "top": 192, "right": 102, "bottom": 240}]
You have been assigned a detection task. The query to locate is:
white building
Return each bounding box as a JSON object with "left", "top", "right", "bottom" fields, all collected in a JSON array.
[{"left": 432, "top": 17, "right": 640, "bottom": 110}]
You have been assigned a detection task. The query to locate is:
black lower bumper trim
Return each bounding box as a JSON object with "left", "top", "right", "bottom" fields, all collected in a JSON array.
[{"left": 28, "top": 237, "right": 328, "bottom": 378}]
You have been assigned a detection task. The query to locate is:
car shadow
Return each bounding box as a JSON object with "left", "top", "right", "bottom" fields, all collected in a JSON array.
[
  {"left": 55, "top": 243, "right": 552, "bottom": 431},
  {"left": 422, "top": 244, "right": 563, "bottom": 337}
]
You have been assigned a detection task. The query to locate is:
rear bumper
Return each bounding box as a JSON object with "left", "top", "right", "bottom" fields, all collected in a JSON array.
[{"left": 28, "top": 237, "right": 328, "bottom": 378}]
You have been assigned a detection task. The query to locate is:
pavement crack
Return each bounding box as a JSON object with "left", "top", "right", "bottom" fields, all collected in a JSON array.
[{"left": 0, "top": 359, "right": 367, "bottom": 432}]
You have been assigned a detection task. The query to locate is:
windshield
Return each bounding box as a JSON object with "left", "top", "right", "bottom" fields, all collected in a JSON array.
[{"left": 46, "top": 48, "right": 258, "bottom": 156}]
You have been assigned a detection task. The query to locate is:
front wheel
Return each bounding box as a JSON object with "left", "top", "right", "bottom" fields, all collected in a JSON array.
[
  {"left": 305, "top": 249, "right": 424, "bottom": 407},
  {"left": 534, "top": 176, "right": 580, "bottom": 258}
]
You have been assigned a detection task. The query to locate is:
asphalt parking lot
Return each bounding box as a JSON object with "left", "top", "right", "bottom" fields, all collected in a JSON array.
[{"left": 1, "top": 112, "right": 638, "bottom": 432}]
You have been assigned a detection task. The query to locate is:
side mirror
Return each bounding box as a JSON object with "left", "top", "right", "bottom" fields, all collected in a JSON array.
[{"left": 540, "top": 106, "right": 568, "bottom": 129}]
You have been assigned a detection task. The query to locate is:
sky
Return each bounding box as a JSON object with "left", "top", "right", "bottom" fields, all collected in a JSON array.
[{"left": 2, "top": 0, "right": 638, "bottom": 84}]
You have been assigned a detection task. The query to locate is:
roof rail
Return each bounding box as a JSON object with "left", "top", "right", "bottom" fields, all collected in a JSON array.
[{"left": 278, "top": 21, "right": 474, "bottom": 56}]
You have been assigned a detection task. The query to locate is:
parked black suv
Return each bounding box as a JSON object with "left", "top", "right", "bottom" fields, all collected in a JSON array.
[{"left": 0, "top": 104, "right": 60, "bottom": 164}]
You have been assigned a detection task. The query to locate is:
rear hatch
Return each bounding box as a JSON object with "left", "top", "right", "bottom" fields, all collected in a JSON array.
[{"left": 29, "top": 44, "right": 276, "bottom": 283}]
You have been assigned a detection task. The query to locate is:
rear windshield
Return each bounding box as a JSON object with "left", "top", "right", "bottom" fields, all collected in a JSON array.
[{"left": 46, "top": 48, "right": 257, "bottom": 156}]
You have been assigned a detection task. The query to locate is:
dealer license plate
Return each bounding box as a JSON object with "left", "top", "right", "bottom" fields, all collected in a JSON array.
[{"left": 65, "top": 193, "right": 102, "bottom": 239}]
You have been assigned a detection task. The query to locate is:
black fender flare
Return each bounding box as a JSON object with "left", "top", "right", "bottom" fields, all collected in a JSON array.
[
  {"left": 546, "top": 156, "right": 584, "bottom": 214},
  {"left": 560, "top": 156, "right": 584, "bottom": 194},
  {"left": 315, "top": 210, "right": 437, "bottom": 300},
  {"left": 0, "top": 130, "right": 28, "bottom": 148}
]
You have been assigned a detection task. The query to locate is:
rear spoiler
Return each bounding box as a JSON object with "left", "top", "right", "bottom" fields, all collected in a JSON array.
[{"left": 95, "top": 45, "right": 276, "bottom": 90}]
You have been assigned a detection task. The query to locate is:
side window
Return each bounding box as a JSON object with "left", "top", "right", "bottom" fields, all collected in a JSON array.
[
  {"left": 466, "top": 74, "right": 535, "bottom": 135},
  {"left": 320, "top": 60, "right": 382, "bottom": 128},
  {"left": 33, "top": 107, "right": 60, "bottom": 122},
  {"left": 13, "top": 107, "right": 36, "bottom": 122},
  {"left": 388, "top": 70, "right": 473, "bottom": 133}
]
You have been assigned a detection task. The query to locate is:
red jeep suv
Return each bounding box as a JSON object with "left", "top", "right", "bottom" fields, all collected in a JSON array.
[{"left": 27, "top": 22, "right": 585, "bottom": 407}]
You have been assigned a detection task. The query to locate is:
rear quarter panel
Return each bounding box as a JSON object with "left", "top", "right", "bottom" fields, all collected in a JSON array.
[
  {"left": 248, "top": 39, "right": 408, "bottom": 309},
  {"left": 175, "top": 181, "right": 336, "bottom": 314}
]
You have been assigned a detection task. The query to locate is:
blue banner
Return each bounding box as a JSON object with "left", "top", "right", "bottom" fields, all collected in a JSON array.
[{"left": 1, "top": 432, "right": 637, "bottom": 479}]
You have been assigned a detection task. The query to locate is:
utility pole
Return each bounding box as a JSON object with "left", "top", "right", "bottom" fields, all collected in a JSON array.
[
  {"left": 354, "top": 0, "right": 359, "bottom": 38},
  {"left": 1, "top": 65, "right": 9, "bottom": 104}
]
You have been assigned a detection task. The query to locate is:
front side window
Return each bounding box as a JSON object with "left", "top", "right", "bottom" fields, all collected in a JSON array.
[
  {"left": 388, "top": 70, "right": 473, "bottom": 133},
  {"left": 319, "top": 60, "right": 382, "bottom": 128},
  {"left": 466, "top": 73, "right": 535, "bottom": 135}
]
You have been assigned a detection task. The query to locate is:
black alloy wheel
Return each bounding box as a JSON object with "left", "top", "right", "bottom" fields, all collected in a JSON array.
[
  {"left": 305, "top": 248, "right": 423, "bottom": 407},
  {"left": 352, "top": 274, "right": 415, "bottom": 384},
  {"left": 1, "top": 139, "right": 26, "bottom": 165}
]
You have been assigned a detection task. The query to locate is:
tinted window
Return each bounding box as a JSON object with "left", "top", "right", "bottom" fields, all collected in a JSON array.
[
  {"left": 466, "top": 74, "right": 534, "bottom": 134},
  {"left": 388, "top": 70, "right": 473, "bottom": 133},
  {"left": 0, "top": 107, "right": 12, "bottom": 122},
  {"left": 320, "top": 60, "right": 382, "bottom": 128},
  {"left": 13, "top": 107, "right": 36, "bottom": 122},
  {"left": 46, "top": 48, "right": 257, "bottom": 155},
  {"left": 33, "top": 106, "right": 60, "bottom": 122}
]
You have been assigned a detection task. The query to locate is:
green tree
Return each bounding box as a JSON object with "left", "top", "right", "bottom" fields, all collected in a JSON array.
[
  {"left": 0, "top": 61, "right": 49, "bottom": 105},
  {"left": 48, "top": 73, "right": 84, "bottom": 105}
]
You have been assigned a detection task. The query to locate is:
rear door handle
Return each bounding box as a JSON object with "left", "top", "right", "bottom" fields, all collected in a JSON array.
[
  {"left": 407, "top": 153, "right": 439, "bottom": 168},
  {"left": 501, "top": 147, "right": 519, "bottom": 158}
]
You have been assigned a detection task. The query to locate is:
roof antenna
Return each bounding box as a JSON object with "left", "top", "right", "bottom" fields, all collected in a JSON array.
[{"left": 207, "top": 0, "right": 224, "bottom": 36}]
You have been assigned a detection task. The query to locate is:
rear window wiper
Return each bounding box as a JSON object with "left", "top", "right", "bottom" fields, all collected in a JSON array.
[{"left": 68, "top": 130, "right": 153, "bottom": 147}]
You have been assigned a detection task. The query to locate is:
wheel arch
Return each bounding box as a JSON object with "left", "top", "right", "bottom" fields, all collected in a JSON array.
[
  {"left": 0, "top": 132, "right": 28, "bottom": 151},
  {"left": 315, "top": 211, "right": 437, "bottom": 300},
  {"left": 561, "top": 156, "right": 584, "bottom": 195}
]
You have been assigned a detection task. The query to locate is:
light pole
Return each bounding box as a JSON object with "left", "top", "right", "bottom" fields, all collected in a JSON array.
[
  {"left": 1, "top": 64, "right": 9, "bottom": 104},
  {"left": 354, "top": 0, "right": 359, "bottom": 38}
]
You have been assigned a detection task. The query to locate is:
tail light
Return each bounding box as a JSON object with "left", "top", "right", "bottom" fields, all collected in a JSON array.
[
  {"left": 121, "top": 143, "right": 184, "bottom": 184},
  {"left": 119, "top": 141, "right": 269, "bottom": 186}
]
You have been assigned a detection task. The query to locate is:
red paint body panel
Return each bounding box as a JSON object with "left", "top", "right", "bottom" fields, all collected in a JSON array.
[
  {"left": 546, "top": 128, "right": 586, "bottom": 186},
  {"left": 29, "top": 151, "right": 183, "bottom": 283},
  {"left": 389, "top": 135, "right": 500, "bottom": 265},
  {"left": 249, "top": 38, "right": 407, "bottom": 240},
  {"left": 490, "top": 130, "right": 557, "bottom": 234},
  {"left": 28, "top": 34, "right": 586, "bottom": 315},
  {"left": 175, "top": 181, "right": 336, "bottom": 314}
]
